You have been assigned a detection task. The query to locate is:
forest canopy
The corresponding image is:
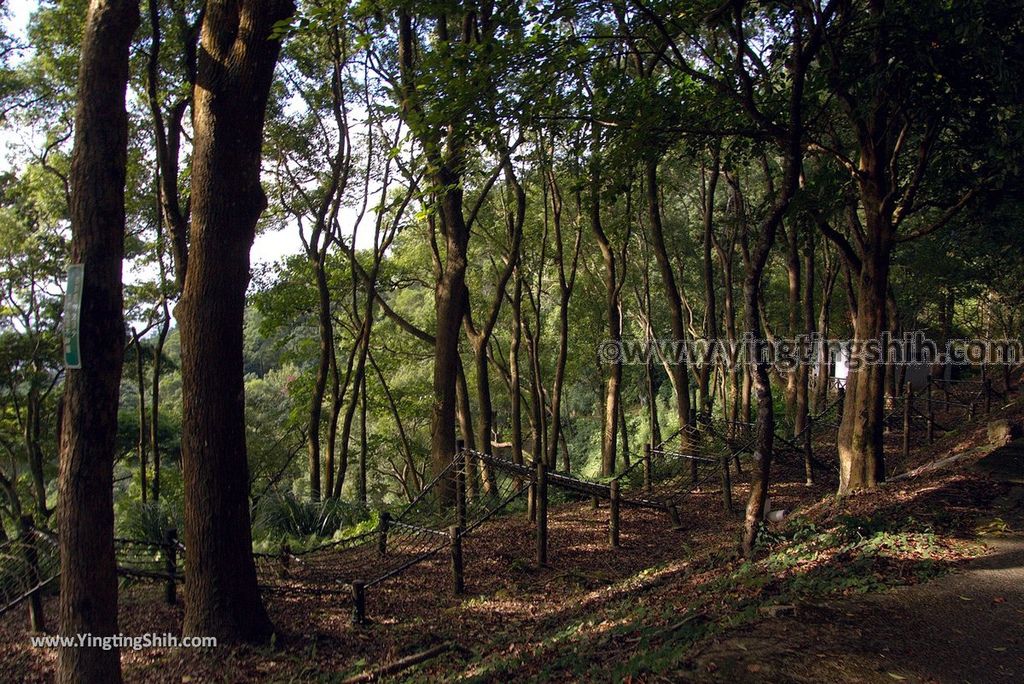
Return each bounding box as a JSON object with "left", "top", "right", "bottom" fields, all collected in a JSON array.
[{"left": 0, "top": 0, "right": 1022, "bottom": 677}]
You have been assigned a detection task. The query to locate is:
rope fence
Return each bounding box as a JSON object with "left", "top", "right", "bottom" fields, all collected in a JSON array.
[{"left": 1, "top": 372, "right": 1006, "bottom": 631}]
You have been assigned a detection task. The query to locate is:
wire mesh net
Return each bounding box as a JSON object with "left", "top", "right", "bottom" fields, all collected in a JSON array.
[
  {"left": 0, "top": 528, "right": 59, "bottom": 617},
  {"left": 254, "top": 450, "right": 532, "bottom": 595},
  {"left": 114, "top": 537, "right": 178, "bottom": 582}
]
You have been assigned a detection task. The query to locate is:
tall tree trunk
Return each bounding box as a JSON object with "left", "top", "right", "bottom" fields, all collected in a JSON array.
[
  {"left": 132, "top": 329, "right": 148, "bottom": 503},
  {"left": 177, "top": 0, "right": 291, "bottom": 643},
  {"left": 150, "top": 235, "right": 170, "bottom": 502},
  {"left": 723, "top": 246, "right": 741, "bottom": 431},
  {"left": 145, "top": 0, "right": 196, "bottom": 292},
  {"left": 151, "top": 306, "right": 169, "bottom": 502},
  {"left": 699, "top": 151, "right": 721, "bottom": 417},
  {"left": 454, "top": 355, "right": 478, "bottom": 498},
  {"left": 510, "top": 270, "right": 524, "bottom": 467},
  {"left": 837, "top": 218, "right": 891, "bottom": 494},
  {"left": 619, "top": 401, "right": 630, "bottom": 466},
  {"left": 592, "top": 148, "right": 621, "bottom": 477},
  {"left": 523, "top": 310, "right": 546, "bottom": 468},
  {"left": 58, "top": 1, "right": 137, "bottom": 680},
  {"left": 467, "top": 341, "right": 500, "bottom": 494},
  {"left": 327, "top": 340, "right": 359, "bottom": 497},
  {"left": 369, "top": 350, "right": 421, "bottom": 495},
  {"left": 824, "top": 0, "right": 977, "bottom": 495},
  {"left": 640, "top": 251, "right": 663, "bottom": 447},
  {"left": 25, "top": 388, "right": 49, "bottom": 518},
  {"left": 306, "top": 258, "right": 331, "bottom": 502},
  {"left": 547, "top": 177, "right": 582, "bottom": 470},
  {"left": 396, "top": 13, "right": 471, "bottom": 500},
  {"left": 644, "top": 159, "right": 692, "bottom": 460},
  {"left": 740, "top": 8, "right": 813, "bottom": 556},
  {"left": 334, "top": 321, "right": 372, "bottom": 499},
  {"left": 812, "top": 244, "right": 837, "bottom": 412},
  {"left": 464, "top": 152, "right": 522, "bottom": 488},
  {"left": 716, "top": 177, "right": 743, "bottom": 435},
  {"left": 144, "top": 0, "right": 197, "bottom": 505},
  {"left": 428, "top": 179, "right": 470, "bottom": 501},
  {"left": 741, "top": 268, "right": 776, "bottom": 556},
  {"left": 780, "top": 218, "right": 801, "bottom": 420},
  {"left": 797, "top": 226, "right": 815, "bottom": 484},
  {"left": 525, "top": 204, "right": 549, "bottom": 467},
  {"left": 325, "top": 342, "right": 342, "bottom": 497},
  {"left": 358, "top": 365, "right": 368, "bottom": 504}
]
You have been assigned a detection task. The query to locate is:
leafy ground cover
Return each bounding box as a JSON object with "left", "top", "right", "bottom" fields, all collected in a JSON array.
[{"left": 3, "top": 399, "right": 1021, "bottom": 682}]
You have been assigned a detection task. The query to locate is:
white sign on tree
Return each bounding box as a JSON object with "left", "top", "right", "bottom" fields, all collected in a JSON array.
[{"left": 63, "top": 264, "right": 84, "bottom": 369}]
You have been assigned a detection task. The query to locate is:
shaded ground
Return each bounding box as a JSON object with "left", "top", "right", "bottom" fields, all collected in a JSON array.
[
  {"left": 687, "top": 430, "right": 1024, "bottom": 683},
  {"left": 689, "top": 517, "right": 1024, "bottom": 683},
  {"left": 2, "top": 394, "right": 1022, "bottom": 682},
  {"left": 0, "top": 474, "right": 836, "bottom": 682}
]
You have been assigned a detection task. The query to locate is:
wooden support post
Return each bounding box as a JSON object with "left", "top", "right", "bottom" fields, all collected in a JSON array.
[
  {"left": 455, "top": 439, "right": 467, "bottom": 529},
  {"left": 449, "top": 525, "right": 464, "bottom": 595},
  {"left": 536, "top": 460, "right": 548, "bottom": 567},
  {"left": 721, "top": 451, "right": 733, "bottom": 512},
  {"left": 527, "top": 467, "right": 536, "bottom": 523},
  {"left": 984, "top": 378, "right": 992, "bottom": 414},
  {"left": 377, "top": 511, "right": 391, "bottom": 558},
  {"left": 277, "top": 541, "right": 291, "bottom": 579},
  {"left": 20, "top": 516, "right": 45, "bottom": 633},
  {"left": 902, "top": 382, "right": 912, "bottom": 462},
  {"left": 803, "top": 425, "right": 814, "bottom": 488},
  {"left": 926, "top": 374, "right": 934, "bottom": 444},
  {"left": 164, "top": 527, "right": 177, "bottom": 606},
  {"left": 643, "top": 443, "right": 652, "bottom": 493},
  {"left": 352, "top": 580, "right": 367, "bottom": 625},
  {"left": 667, "top": 504, "right": 682, "bottom": 530},
  {"left": 834, "top": 387, "right": 846, "bottom": 460},
  {"left": 609, "top": 480, "right": 620, "bottom": 549}
]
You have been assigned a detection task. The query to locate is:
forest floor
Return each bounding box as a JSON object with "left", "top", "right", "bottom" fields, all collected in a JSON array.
[{"left": 3, "top": 396, "right": 1023, "bottom": 683}]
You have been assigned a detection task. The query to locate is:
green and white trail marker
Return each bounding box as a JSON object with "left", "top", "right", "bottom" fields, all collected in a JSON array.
[{"left": 63, "top": 264, "right": 84, "bottom": 369}]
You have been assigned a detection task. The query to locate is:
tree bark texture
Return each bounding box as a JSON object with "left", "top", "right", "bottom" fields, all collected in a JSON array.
[
  {"left": 176, "top": 0, "right": 292, "bottom": 644},
  {"left": 58, "top": 1, "right": 138, "bottom": 681}
]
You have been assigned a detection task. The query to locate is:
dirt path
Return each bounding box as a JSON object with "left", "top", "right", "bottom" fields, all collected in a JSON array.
[
  {"left": 688, "top": 534, "right": 1023, "bottom": 682},
  {"left": 687, "top": 486, "right": 1024, "bottom": 683}
]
